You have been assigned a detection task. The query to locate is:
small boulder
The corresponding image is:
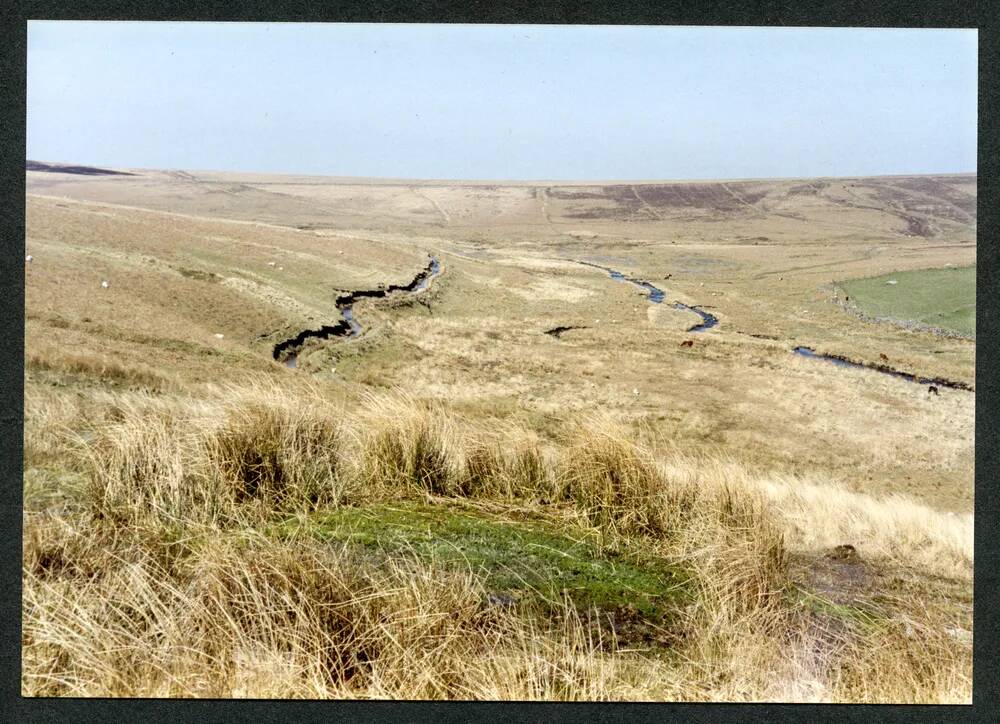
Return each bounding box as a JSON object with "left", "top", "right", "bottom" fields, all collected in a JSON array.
[{"left": 827, "top": 544, "right": 860, "bottom": 562}]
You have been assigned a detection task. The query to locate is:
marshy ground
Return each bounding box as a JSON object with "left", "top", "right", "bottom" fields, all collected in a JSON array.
[{"left": 23, "top": 165, "right": 974, "bottom": 701}]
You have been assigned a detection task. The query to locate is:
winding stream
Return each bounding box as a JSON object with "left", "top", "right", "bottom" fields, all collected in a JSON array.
[
  {"left": 273, "top": 256, "right": 440, "bottom": 368},
  {"left": 271, "top": 252, "right": 969, "bottom": 392},
  {"left": 572, "top": 259, "right": 969, "bottom": 391},
  {"left": 576, "top": 260, "right": 719, "bottom": 332}
]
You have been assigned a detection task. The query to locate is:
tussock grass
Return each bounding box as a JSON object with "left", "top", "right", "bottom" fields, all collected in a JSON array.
[
  {"left": 357, "top": 393, "right": 459, "bottom": 497},
  {"left": 208, "top": 400, "right": 345, "bottom": 511},
  {"left": 27, "top": 346, "right": 172, "bottom": 391},
  {"left": 22, "top": 517, "right": 664, "bottom": 699},
  {"left": 22, "top": 382, "right": 973, "bottom": 701},
  {"left": 756, "top": 474, "right": 972, "bottom": 580},
  {"left": 461, "top": 431, "right": 551, "bottom": 500},
  {"left": 86, "top": 382, "right": 353, "bottom": 531},
  {"left": 557, "top": 423, "right": 672, "bottom": 538}
]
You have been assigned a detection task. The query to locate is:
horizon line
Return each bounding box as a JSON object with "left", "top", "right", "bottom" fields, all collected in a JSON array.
[{"left": 25, "top": 158, "right": 977, "bottom": 186}]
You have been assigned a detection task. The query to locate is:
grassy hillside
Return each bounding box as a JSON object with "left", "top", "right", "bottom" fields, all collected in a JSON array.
[{"left": 23, "top": 169, "right": 975, "bottom": 701}]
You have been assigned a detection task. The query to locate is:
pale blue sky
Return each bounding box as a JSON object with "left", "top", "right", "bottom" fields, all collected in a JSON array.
[{"left": 27, "top": 22, "right": 977, "bottom": 181}]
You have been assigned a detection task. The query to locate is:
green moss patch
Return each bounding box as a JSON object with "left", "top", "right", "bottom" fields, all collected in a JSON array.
[{"left": 275, "top": 501, "right": 692, "bottom": 623}]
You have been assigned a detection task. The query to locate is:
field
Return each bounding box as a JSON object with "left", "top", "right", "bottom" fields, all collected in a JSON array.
[
  {"left": 23, "top": 163, "right": 975, "bottom": 701},
  {"left": 838, "top": 265, "right": 975, "bottom": 338}
]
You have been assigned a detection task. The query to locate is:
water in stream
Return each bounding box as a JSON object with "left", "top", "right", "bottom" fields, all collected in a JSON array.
[
  {"left": 792, "top": 346, "right": 972, "bottom": 391},
  {"left": 581, "top": 259, "right": 967, "bottom": 390},
  {"left": 581, "top": 261, "right": 718, "bottom": 332},
  {"left": 275, "top": 256, "right": 440, "bottom": 368}
]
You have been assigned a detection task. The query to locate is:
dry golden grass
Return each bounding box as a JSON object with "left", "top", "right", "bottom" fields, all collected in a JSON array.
[
  {"left": 21, "top": 381, "right": 972, "bottom": 701},
  {"left": 23, "top": 169, "right": 974, "bottom": 701}
]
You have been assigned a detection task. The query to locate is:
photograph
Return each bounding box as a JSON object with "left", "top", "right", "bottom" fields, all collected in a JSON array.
[{"left": 22, "top": 21, "right": 976, "bottom": 702}]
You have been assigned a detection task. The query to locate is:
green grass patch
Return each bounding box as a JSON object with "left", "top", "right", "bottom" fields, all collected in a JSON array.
[
  {"left": 839, "top": 265, "right": 975, "bottom": 337},
  {"left": 274, "top": 501, "right": 692, "bottom": 622}
]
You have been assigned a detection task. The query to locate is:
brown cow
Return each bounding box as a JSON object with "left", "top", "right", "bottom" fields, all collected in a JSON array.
[
  {"left": 928, "top": 385, "right": 939, "bottom": 396},
  {"left": 680, "top": 340, "right": 694, "bottom": 348},
  {"left": 879, "top": 353, "right": 889, "bottom": 362}
]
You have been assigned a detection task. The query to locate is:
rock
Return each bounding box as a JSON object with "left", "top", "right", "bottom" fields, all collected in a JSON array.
[{"left": 828, "top": 544, "right": 860, "bottom": 562}]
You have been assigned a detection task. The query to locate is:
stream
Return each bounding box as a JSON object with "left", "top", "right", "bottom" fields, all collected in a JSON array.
[
  {"left": 576, "top": 260, "right": 719, "bottom": 332},
  {"left": 272, "top": 252, "right": 969, "bottom": 392},
  {"left": 792, "top": 346, "right": 973, "bottom": 391},
  {"left": 272, "top": 256, "right": 440, "bottom": 368},
  {"left": 573, "top": 260, "right": 969, "bottom": 391}
]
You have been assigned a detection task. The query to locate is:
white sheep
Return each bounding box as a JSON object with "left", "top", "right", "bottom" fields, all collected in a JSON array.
[
  {"left": 101, "top": 280, "right": 109, "bottom": 289},
  {"left": 25, "top": 254, "right": 33, "bottom": 263},
  {"left": 214, "top": 333, "right": 225, "bottom": 339}
]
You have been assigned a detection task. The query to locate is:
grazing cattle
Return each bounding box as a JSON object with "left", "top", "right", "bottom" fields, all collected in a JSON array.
[
  {"left": 879, "top": 353, "right": 889, "bottom": 362},
  {"left": 928, "top": 385, "right": 939, "bottom": 396},
  {"left": 680, "top": 340, "right": 694, "bottom": 348}
]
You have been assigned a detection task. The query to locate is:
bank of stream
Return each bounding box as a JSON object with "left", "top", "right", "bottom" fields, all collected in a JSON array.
[{"left": 272, "top": 256, "right": 440, "bottom": 368}]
